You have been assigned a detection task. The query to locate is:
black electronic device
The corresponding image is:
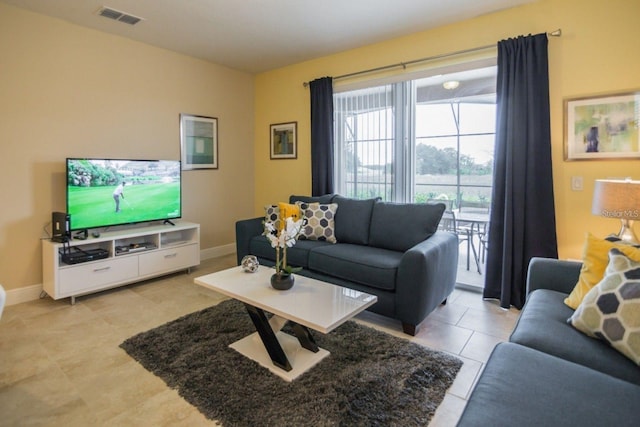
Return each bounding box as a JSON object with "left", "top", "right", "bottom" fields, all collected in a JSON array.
[
  {"left": 115, "top": 242, "right": 157, "bottom": 255},
  {"left": 60, "top": 248, "right": 109, "bottom": 265},
  {"left": 51, "top": 212, "right": 71, "bottom": 243}
]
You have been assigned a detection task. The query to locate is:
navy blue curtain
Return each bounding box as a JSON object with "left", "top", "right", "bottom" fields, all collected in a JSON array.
[
  {"left": 309, "top": 77, "right": 334, "bottom": 196},
  {"left": 483, "top": 34, "right": 558, "bottom": 309}
]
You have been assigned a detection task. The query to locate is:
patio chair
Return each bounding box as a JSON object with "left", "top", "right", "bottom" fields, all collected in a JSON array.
[
  {"left": 479, "top": 223, "right": 489, "bottom": 263},
  {"left": 439, "top": 210, "right": 481, "bottom": 274}
]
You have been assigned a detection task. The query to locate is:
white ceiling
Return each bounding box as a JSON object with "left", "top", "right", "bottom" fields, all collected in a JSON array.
[{"left": 2, "top": 0, "right": 535, "bottom": 73}]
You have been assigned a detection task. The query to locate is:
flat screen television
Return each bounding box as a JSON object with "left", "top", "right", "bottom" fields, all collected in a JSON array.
[{"left": 66, "top": 158, "right": 181, "bottom": 231}]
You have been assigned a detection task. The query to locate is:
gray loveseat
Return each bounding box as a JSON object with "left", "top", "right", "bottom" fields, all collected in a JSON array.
[
  {"left": 457, "top": 257, "right": 640, "bottom": 426},
  {"left": 235, "top": 194, "right": 459, "bottom": 335}
]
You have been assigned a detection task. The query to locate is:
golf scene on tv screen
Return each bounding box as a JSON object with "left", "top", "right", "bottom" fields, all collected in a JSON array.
[{"left": 66, "top": 158, "right": 181, "bottom": 231}]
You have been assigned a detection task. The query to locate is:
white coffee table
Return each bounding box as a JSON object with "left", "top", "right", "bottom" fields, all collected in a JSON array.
[{"left": 194, "top": 266, "right": 377, "bottom": 381}]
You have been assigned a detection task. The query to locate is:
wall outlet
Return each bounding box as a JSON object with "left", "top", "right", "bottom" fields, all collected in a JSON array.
[{"left": 571, "top": 176, "right": 583, "bottom": 191}]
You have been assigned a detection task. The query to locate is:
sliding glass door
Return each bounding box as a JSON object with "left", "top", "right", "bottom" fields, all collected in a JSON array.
[
  {"left": 334, "top": 63, "right": 497, "bottom": 210},
  {"left": 415, "top": 100, "right": 495, "bottom": 207},
  {"left": 334, "top": 84, "right": 399, "bottom": 201}
]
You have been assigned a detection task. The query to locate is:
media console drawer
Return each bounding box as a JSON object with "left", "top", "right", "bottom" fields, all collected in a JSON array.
[
  {"left": 138, "top": 244, "right": 199, "bottom": 276},
  {"left": 59, "top": 256, "right": 138, "bottom": 295}
]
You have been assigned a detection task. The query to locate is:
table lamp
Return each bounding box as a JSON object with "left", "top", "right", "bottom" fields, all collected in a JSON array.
[{"left": 592, "top": 179, "right": 640, "bottom": 244}]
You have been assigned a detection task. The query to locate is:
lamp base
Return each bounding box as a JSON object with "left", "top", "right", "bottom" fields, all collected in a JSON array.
[{"left": 617, "top": 219, "right": 639, "bottom": 244}]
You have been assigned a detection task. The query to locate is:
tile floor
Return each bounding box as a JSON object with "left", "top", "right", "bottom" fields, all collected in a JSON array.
[{"left": 0, "top": 254, "right": 520, "bottom": 426}]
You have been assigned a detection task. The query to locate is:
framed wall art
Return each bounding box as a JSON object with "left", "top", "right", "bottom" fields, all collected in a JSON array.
[
  {"left": 270, "top": 122, "right": 297, "bottom": 159},
  {"left": 564, "top": 91, "right": 639, "bottom": 160},
  {"left": 180, "top": 114, "right": 218, "bottom": 170}
]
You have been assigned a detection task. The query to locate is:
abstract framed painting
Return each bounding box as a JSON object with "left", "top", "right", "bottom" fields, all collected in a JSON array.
[
  {"left": 564, "top": 91, "right": 639, "bottom": 160},
  {"left": 270, "top": 122, "right": 297, "bottom": 159},
  {"left": 180, "top": 114, "right": 218, "bottom": 170}
]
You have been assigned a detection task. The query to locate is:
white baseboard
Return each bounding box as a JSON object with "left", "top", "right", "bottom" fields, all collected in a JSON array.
[
  {"left": 200, "top": 243, "right": 236, "bottom": 260},
  {"left": 5, "top": 244, "right": 237, "bottom": 306},
  {"left": 6, "top": 284, "right": 43, "bottom": 306}
]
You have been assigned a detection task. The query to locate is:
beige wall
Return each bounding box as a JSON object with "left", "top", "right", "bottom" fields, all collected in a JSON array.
[
  {"left": 254, "top": 0, "right": 640, "bottom": 260},
  {"left": 0, "top": 3, "right": 255, "bottom": 293}
]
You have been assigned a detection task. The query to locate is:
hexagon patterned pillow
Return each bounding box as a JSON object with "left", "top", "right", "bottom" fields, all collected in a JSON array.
[
  {"left": 296, "top": 202, "right": 338, "bottom": 243},
  {"left": 569, "top": 248, "right": 640, "bottom": 365}
]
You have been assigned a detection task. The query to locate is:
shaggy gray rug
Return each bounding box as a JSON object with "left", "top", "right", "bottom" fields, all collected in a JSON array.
[{"left": 120, "top": 299, "right": 462, "bottom": 426}]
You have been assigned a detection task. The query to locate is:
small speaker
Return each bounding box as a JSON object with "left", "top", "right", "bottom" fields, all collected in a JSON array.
[{"left": 51, "top": 212, "right": 70, "bottom": 243}]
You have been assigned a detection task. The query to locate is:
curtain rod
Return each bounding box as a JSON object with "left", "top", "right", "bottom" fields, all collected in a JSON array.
[{"left": 303, "top": 29, "right": 562, "bottom": 87}]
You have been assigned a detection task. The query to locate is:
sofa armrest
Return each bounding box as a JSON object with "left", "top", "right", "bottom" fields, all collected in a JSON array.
[
  {"left": 526, "top": 257, "right": 582, "bottom": 295},
  {"left": 395, "top": 231, "right": 459, "bottom": 327},
  {"left": 235, "top": 217, "right": 264, "bottom": 265}
]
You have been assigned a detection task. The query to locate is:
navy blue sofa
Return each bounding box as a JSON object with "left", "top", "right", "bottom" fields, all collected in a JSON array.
[
  {"left": 457, "top": 257, "right": 640, "bottom": 426},
  {"left": 235, "top": 194, "right": 459, "bottom": 335}
]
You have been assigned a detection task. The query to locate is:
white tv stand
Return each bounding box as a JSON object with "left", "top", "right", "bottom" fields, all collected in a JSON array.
[{"left": 42, "top": 221, "right": 200, "bottom": 304}]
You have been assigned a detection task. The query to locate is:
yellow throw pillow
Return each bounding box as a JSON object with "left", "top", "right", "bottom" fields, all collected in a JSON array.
[
  {"left": 264, "top": 202, "right": 301, "bottom": 232},
  {"left": 278, "top": 202, "right": 301, "bottom": 221},
  {"left": 564, "top": 233, "right": 640, "bottom": 309}
]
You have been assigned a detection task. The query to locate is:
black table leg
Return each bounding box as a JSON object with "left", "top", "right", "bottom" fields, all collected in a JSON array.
[
  {"left": 243, "top": 304, "right": 292, "bottom": 371},
  {"left": 290, "top": 323, "right": 319, "bottom": 353}
]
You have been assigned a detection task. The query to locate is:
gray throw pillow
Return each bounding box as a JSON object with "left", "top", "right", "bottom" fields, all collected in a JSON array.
[
  {"left": 369, "top": 202, "right": 446, "bottom": 252},
  {"left": 333, "top": 195, "right": 380, "bottom": 245}
]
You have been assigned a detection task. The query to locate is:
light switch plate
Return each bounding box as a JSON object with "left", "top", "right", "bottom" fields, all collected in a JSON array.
[{"left": 571, "top": 176, "right": 583, "bottom": 191}]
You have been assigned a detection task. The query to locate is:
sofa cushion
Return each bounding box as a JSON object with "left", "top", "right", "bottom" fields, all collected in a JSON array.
[
  {"left": 565, "top": 232, "right": 640, "bottom": 309},
  {"left": 569, "top": 248, "right": 640, "bottom": 365},
  {"left": 457, "top": 342, "right": 640, "bottom": 427},
  {"left": 297, "top": 202, "right": 338, "bottom": 243},
  {"left": 332, "top": 195, "right": 379, "bottom": 245},
  {"left": 249, "top": 235, "right": 332, "bottom": 269},
  {"left": 289, "top": 194, "right": 335, "bottom": 204},
  {"left": 368, "top": 202, "right": 445, "bottom": 252},
  {"left": 308, "top": 244, "right": 402, "bottom": 291},
  {"left": 510, "top": 288, "right": 640, "bottom": 385}
]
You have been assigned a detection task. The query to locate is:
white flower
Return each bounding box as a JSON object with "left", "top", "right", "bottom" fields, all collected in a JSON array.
[
  {"left": 277, "top": 233, "right": 287, "bottom": 248},
  {"left": 283, "top": 217, "right": 304, "bottom": 247},
  {"left": 263, "top": 217, "right": 305, "bottom": 274},
  {"left": 265, "top": 221, "right": 276, "bottom": 233},
  {"left": 264, "top": 221, "right": 280, "bottom": 248},
  {"left": 266, "top": 233, "right": 279, "bottom": 248},
  {"left": 263, "top": 218, "right": 302, "bottom": 249}
]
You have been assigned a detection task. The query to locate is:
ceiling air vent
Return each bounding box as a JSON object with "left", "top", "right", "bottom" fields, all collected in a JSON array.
[{"left": 97, "top": 6, "right": 143, "bottom": 25}]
